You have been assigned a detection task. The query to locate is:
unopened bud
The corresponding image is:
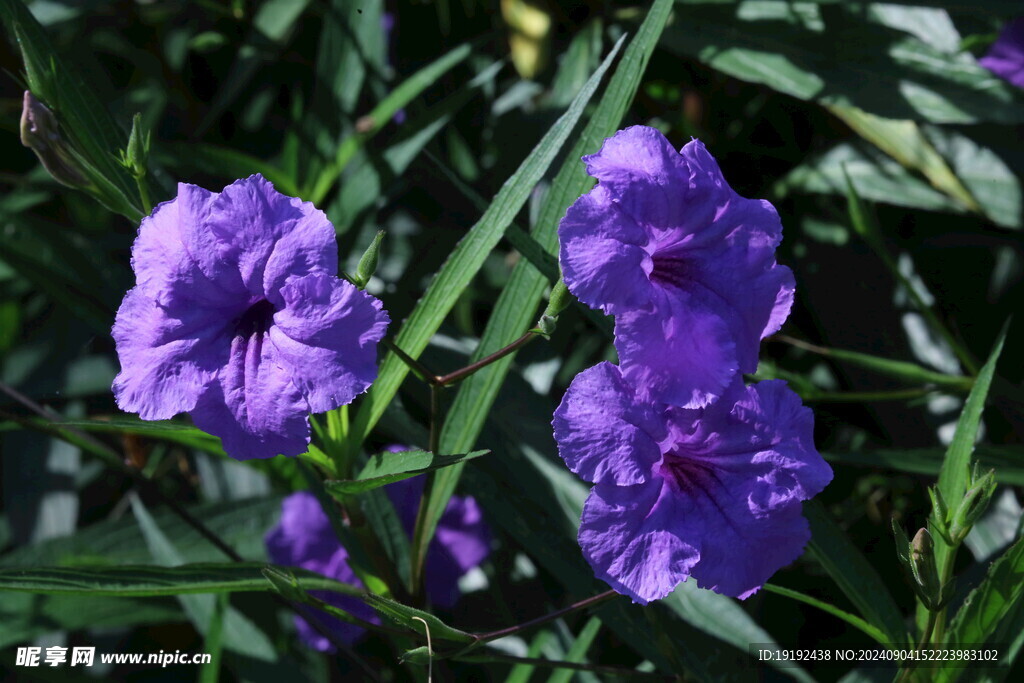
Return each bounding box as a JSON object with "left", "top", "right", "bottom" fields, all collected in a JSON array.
[
  {"left": 353, "top": 231, "right": 385, "bottom": 289},
  {"left": 893, "top": 522, "right": 947, "bottom": 611},
  {"left": 20, "top": 91, "right": 89, "bottom": 188},
  {"left": 928, "top": 485, "right": 952, "bottom": 545},
  {"left": 949, "top": 468, "right": 996, "bottom": 545},
  {"left": 119, "top": 113, "right": 150, "bottom": 179}
]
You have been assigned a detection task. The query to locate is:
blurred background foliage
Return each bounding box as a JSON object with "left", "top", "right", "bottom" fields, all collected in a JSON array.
[{"left": 0, "top": 0, "right": 1022, "bottom": 681}]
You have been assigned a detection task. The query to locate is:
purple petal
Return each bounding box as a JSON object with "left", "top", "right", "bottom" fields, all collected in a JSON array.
[
  {"left": 205, "top": 175, "right": 338, "bottom": 305},
  {"left": 295, "top": 549, "right": 378, "bottom": 650},
  {"left": 980, "top": 18, "right": 1024, "bottom": 89},
  {"left": 579, "top": 480, "right": 699, "bottom": 605},
  {"left": 265, "top": 492, "right": 337, "bottom": 567},
  {"left": 583, "top": 126, "right": 690, "bottom": 228},
  {"left": 112, "top": 287, "right": 227, "bottom": 420},
  {"left": 615, "top": 288, "right": 738, "bottom": 408},
  {"left": 190, "top": 330, "right": 310, "bottom": 460},
  {"left": 559, "top": 187, "right": 655, "bottom": 315},
  {"left": 552, "top": 362, "right": 666, "bottom": 485},
  {"left": 269, "top": 273, "right": 389, "bottom": 413}
]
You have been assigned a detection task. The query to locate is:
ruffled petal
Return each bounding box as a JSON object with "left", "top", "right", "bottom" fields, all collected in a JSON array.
[
  {"left": 205, "top": 175, "right": 337, "bottom": 304},
  {"left": 615, "top": 288, "right": 738, "bottom": 408},
  {"left": 190, "top": 330, "right": 310, "bottom": 460},
  {"left": 269, "top": 273, "right": 389, "bottom": 414},
  {"left": 583, "top": 126, "right": 690, "bottom": 228},
  {"left": 579, "top": 480, "right": 699, "bottom": 605},
  {"left": 559, "top": 187, "right": 655, "bottom": 315},
  {"left": 552, "top": 362, "right": 666, "bottom": 486},
  {"left": 112, "top": 287, "right": 228, "bottom": 420}
]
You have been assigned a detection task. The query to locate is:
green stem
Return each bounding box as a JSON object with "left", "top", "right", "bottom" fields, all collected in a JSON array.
[
  {"left": 763, "top": 584, "right": 890, "bottom": 645},
  {"left": 136, "top": 175, "right": 153, "bottom": 215}
]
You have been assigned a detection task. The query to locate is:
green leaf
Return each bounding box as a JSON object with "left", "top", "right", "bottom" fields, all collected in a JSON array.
[
  {"left": 0, "top": 562, "right": 361, "bottom": 597},
  {"left": 825, "top": 104, "right": 979, "bottom": 213},
  {"left": 941, "top": 536, "right": 1024, "bottom": 683},
  {"left": 130, "top": 496, "right": 278, "bottom": 662},
  {"left": 822, "top": 446, "right": 1024, "bottom": 487},
  {"left": 164, "top": 144, "right": 300, "bottom": 197},
  {"left": 660, "top": 3, "right": 1024, "bottom": 124},
  {"left": 805, "top": 500, "right": 909, "bottom": 644},
  {"left": 199, "top": 594, "right": 227, "bottom": 683},
  {"left": 775, "top": 142, "right": 961, "bottom": 214},
  {"left": 323, "top": 449, "right": 489, "bottom": 495},
  {"left": 359, "top": 488, "right": 412, "bottom": 593},
  {"left": 934, "top": 329, "right": 1008, "bottom": 561},
  {"left": 0, "top": 594, "right": 180, "bottom": 649},
  {"left": 51, "top": 417, "right": 225, "bottom": 455},
  {"left": 344, "top": 31, "right": 625, "bottom": 456},
  {"left": 362, "top": 593, "right": 474, "bottom": 643},
  {"left": 0, "top": 497, "right": 282, "bottom": 568},
  {"left": 329, "top": 61, "right": 502, "bottom": 234},
  {"left": 545, "top": 616, "right": 602, "bottom": 683},
  {"left": 308, "top": 41, "right": 475, "bottom": 203}
]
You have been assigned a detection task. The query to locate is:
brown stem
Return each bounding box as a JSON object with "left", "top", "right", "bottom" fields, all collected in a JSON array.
[
  {"left": 436, "top": 332, "right": 536, "bottom": 386},
  {"left": 473, "top": 590, "right": 618, "bottom": 643}
]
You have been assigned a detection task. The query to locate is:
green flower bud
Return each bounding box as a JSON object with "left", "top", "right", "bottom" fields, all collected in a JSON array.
[
  {"left": 542, "top": 279, "right": 573, "bottom": 319},
  {"left": 119, "top": 113, "right": 151, "bottom": 179},
  {"left": 353, "top": 231, "right": 385, "bottom": 289},
  {"left": 949, "top": 468, "right": 996, "bottom": 545},
  {"left": 20, "top": 91, "right": 90, "bottom": 189}
]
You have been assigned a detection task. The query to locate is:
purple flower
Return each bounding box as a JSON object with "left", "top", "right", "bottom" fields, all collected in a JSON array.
[
  {"left": 558, "top": 126, "right": 794, "bottom": 408},
  {"left": 552, "top": 362, "right": 832, "bottom": 604},
  {"left": 112, "top": 175, "right": 389, "bottom": 460},
  {"left": 980, "top": 18, "right": 1024, "bottom": 89},
  {"left": 265, "top": 480, "right": 490, "bottom": 650}
]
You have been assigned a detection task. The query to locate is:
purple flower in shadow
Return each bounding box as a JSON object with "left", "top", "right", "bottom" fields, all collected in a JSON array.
[
  {"left": 553, "top": 362, "right": 831, "bottom": 604},
  {"left": 112, "top": 174, "right": 389, "bottom": 460},
  {"left": 558, "top": 126, "right": 794, "bottom": 409},
  {"left": 980, "top": 18, "right": 1024, "bottom": 88},
  {"left": 265, "top": 474, "right": 490, "bottom": 650}
]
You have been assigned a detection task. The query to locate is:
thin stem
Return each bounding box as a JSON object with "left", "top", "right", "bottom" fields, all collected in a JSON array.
[
  {"left": 429, "top": 385, "right": 442, "bottom": 455},
  {"left": 473, "top": 590, "right": 617, "bottom": 643},
  {"left": 136, "top": 176, "right": 153, "bottom": 215},
  {"left": 763, "top": 584, "right": 889, "bottom": 645},
  {"left": 895, "top": 610, "right": 938, "bottom": 683},
  {"left": 383, "top": 338, "right": 438, "bottom": 385},
  {"left": 435, "top": 331, "right": 536, "bottom": 386}
]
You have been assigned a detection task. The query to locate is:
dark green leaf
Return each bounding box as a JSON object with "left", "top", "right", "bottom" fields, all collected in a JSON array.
[{"left": 324, "top": 449, "right": 489, "bottom": 495}]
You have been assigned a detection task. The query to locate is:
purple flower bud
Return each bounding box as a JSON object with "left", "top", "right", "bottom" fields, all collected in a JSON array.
[{"left": 19, "top": 91, "right": 90, "bottom": 188}]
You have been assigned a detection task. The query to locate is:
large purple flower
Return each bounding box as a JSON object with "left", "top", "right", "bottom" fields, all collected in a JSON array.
[
  {"left": 559, "top": 126, "right": 794, "bottom": 408},
  {"left": 265, "top": 480, "right": 490, "bottom": 650},
  {"left": 980, "top": 18, "right": 1024, "bottom": 88},
  {"left": 112, "top": 175, "right": 389, "bottom": 460},
  {"left": 552, "top": 362, "right": 832, "bottom": 604}
]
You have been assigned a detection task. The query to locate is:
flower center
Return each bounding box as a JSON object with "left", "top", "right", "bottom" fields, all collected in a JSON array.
[
  {"left": 649, "top": 252, "right": 688, "bottom": 289},
  {"left": 234, "top": 299, "right": 276, "bottom": 338},
  {"left": 659, "top": 449, "right": 716, "bottom": 494}
]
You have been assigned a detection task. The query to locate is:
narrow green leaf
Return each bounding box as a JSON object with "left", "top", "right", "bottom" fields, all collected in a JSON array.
[
  {"left": 360, "top": 488, "right": 412, "bottom": 593},
  {"left": 345, "top": 32, "right": 625, "bottom": 455},
  {"left": 940, "top": 536, "right": 1024, "bottom": 683},
  {"left": 935, "top": 329, "right": 1009, "bottom": 558},
  {"left": 165, "top": 144, "right": 300, "bottom": 197},
  {"left": 0, "top": 563, "right": 362, "bottom": 597},
  {"left": 199, "top": 593, "right": 227, "bottom": 683},
  {"left": 825, "top": 104, "right": 979, "bottom": 212},
  {"left": 130, "top": 496, "right": 278, "bottom": 662},
  {"left": 362, "top": 593, "right": 474, "bottom": 643},
  {"left": 823, "top": 446, "right": 1024, "bottom": 487},
  {"left": 546, "top": 616, "right": 602, "bottom": 683},
  {"left": 764, "top": 584, "right": 891, "bottom": 645},
  {"left": 323, "top": 449, "right": 489, "bottom": 495},
  {"left": 805, "top": 500, "right": 909, "bottom": 644},
  {"left": 309, "top": 42, "right": 475, "bottom": 203}
]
